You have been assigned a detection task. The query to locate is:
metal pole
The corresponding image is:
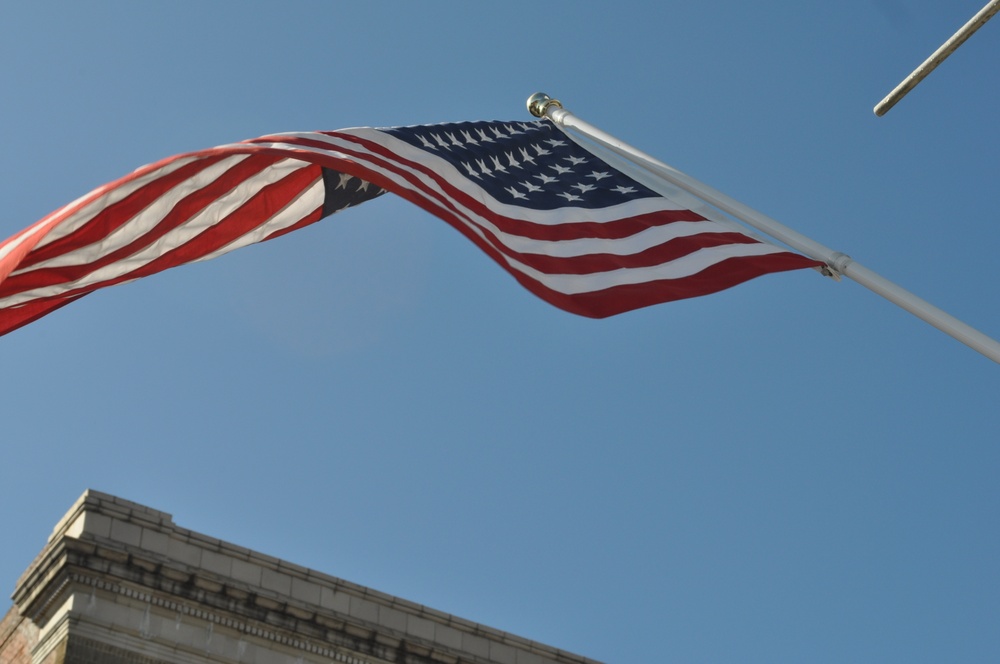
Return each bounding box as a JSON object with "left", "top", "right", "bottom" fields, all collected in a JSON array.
[
  {"left": 527, "top": 93, "right": 1000, "bottom": 364},
  {"left": 874, "top": 0, "right": 1000, "bottom": 116}
]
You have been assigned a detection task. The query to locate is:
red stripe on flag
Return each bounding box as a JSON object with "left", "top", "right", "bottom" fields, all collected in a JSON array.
[
  {"left": 18, "top": 154, "right": 235, "bottom": 268},
  {"left": 529, "top": 252, "right": 821, "bottom": 318},
  {"left": 5, "top": 160, "right": 323, "bottom": 307},
  {"left": 1, "top": 154, "right": 290, "bottom": 294}
]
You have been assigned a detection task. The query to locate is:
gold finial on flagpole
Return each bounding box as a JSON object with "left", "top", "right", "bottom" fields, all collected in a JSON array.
[{"left": 527, "top": 93, "right": 563, "bottom": 118}]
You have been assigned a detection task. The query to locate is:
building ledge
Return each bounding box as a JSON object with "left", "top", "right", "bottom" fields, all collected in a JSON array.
[{"left": 4, "top": 491, "right": 600, "bottom": 664}]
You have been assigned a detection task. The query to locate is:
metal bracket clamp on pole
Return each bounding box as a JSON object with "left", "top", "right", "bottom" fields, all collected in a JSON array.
[
  {"left": 875, "top": 0, "right": 1000, "bottom": 116},
  {"left": 526, "top": 93, "right": 1000, "bottom": 364}
]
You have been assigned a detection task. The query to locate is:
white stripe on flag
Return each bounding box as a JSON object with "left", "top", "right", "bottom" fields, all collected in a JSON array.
[
  {"left": 192, "top": 175, "right": 325, "bottom": 264},
  {"left": 14, "top": 155, "right": 253, "bottom": 273},
  {"left": 0, "top": 159, "right": 314, "bottom": 309},
  {"left": 33, "top": 155, "right": 204, "bottom": 250},
  {"left": 509, "top": 242, "right": 790, "bottom": 295}
]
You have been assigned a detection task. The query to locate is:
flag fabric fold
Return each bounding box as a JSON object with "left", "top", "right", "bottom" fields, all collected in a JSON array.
[{"left": 0, "top": 119, "right": 821, "bottom": 336}]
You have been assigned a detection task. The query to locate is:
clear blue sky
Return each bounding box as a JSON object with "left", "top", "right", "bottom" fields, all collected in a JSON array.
[{"left": 3, "top": 2, "right": 999, "bottom": 662}]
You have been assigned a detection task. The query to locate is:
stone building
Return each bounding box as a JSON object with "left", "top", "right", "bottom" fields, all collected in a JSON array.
[{"left": 0, "top": 491, "right": 598, "bottom": 664}]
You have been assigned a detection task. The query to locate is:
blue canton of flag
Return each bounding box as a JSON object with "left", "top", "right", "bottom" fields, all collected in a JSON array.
[{"left": 381, "top": 121, "right": 659, "bottom": 211}]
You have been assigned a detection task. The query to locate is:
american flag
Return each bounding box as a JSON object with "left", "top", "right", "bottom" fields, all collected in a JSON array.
[{"left": 0, "top": 119, "right": 820, "bottom": 336}]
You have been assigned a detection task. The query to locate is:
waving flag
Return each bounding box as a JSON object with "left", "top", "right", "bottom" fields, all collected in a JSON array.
[{"left": 0, "top": 120, "right": 820, "bottom": 336}]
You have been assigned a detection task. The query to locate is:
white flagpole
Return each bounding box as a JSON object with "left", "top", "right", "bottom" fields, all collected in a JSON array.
[
  {"left": 874, "top": 0, "right": 1000, "bottom": 116},
  {"left": 526, "top": 93, "right": 1000, "bottom": 364}
]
